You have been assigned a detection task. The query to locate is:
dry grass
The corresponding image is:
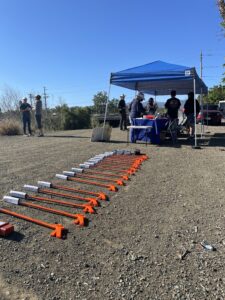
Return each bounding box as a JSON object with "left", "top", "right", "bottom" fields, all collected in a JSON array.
[{"left": 0, "top": 119, "right": 21, "bottom": 135}]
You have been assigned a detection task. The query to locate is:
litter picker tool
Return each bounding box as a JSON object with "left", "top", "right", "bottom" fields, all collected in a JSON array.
[
  {"left": 80, "top": 163, "right": 136, "bottom": 176},
  {"left": 37, "top": 181, "right": 107, "bottom": 201},
  {"left": 10, "top": 191, "right": 95, "bottom": 214},
  {"left": 72, "top": 167, "right": 129, "bottom": 181},
  {"left": 23, "top": 185, "right": 99, "bottom": 207},
  {"left": 0, "top": 200, "right": 67, "bottom": 239},
  {"left": 93, "top": 164, "right": 139, "bottom": 174},
  {"left": 95, "top": 158, "right": 142, "bottom": 166},
  {"left": 75, "top": 168, "right": 130, "bottom": 181},
  {"left": 83, "top": 161, "right": 137, "bottom": 172},
  {"left": 4, "top": 195, "right": 87, "bottom": 226},
  {"left": 55, "top": 174, "right": 118, "bottom": 192},
  {"left": 62, "top": 171, "right": 125, "bottom": 186}
]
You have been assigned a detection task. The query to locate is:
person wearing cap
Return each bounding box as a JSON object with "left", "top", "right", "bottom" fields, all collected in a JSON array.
[
  {"left": 118, "top": 94, "right": 127, "bottom": 130},
  {"left": 128, "top": 92, "right": 146, "bottom": 123},
  {"left": 35, "top": 95, "right": 44, "bottom": 137},
  {"left": 19, "top": 97, "right": 32, "bottom": 136}
]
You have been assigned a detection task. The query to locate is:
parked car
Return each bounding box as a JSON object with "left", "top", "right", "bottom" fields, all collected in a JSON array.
[
  {"left": 197, "top": 104, "right": 223, "bottom": 125},
  {"left": 219, "top": 100, "right": 225, "bottom": 117}
]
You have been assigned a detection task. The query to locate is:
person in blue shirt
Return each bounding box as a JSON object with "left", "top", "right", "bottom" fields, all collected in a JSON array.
[{"left": 20, "top": 97, "right": 32, "bottom": 136}]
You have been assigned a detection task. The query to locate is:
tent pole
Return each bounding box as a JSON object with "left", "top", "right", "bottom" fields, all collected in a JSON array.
[
  {"left": 102, "top": 82, "right": 111, "bottom": 140},
  {"left": 193, "top": 77, "right": 200, "bottom": 149},
  {"left": 194, "top": 78, "right": 197, "bottom": 147},
  {"left": 200, "top": 88, "right": 204, "bottom": 138},
  {"left": 154, "top": 91, "right": 158, "bottom": 134}
]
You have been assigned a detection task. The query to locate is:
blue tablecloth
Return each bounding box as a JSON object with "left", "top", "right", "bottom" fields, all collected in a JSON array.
[{"left": 130, "top": 118, "right": 168, "bottom": 144}]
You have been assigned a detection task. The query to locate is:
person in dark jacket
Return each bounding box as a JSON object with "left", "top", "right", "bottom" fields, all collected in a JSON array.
[
  {"left": 20, "top": 97, "right": 32, "bottom": 136},
  {"left": 129, "top": 92, "right": 145, "bottom": 123},
  {"left": 165, "top": 90, "right": 181, "bottom": 120},
  {"left": 184, "top": 91, "right": 200, "bottom": 139},
  {"left": 35, "top": 95, "right": 44, "bottom": 137},
  {"left": 118, "top": 94, "right": 127, "bottom": 130}
]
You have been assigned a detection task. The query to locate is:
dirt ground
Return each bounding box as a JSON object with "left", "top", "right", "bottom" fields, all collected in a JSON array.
[{"left": 0, "top": 124, "right": 225, "bottom": 300}]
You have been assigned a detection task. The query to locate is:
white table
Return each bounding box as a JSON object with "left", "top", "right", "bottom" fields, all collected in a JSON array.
[{"left": 127, "top": 125, "right": 153, "bottom": 145}]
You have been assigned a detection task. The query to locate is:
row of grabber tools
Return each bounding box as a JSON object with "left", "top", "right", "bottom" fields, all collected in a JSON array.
[{"left": 1, "top": 150, "right": 148, "bottom": 239}]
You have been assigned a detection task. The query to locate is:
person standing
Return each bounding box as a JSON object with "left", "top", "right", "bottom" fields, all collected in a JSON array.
[
  {"left": 165, "top": 90, "right": 181, "bottom": 120},
  {"left": 35, "top": 95, "right": 44, "bottom": 137},
  {"left": 164, "top": 90, "right": 181, "bottom": 143},
  {"left": 20, "top": 97, "right": 32, "bottom": 136},
  {"left": 184, "top": 91, "right": 200, "bottom": 139},
  {"left": 118, "top": 94, "right": 127, "bottom": 130},
  {"left": 146, "top": 97, "right": 158, "bottom": 115},
  {"left": 129, "top": 92, "right": 146, "bottom": 124}
]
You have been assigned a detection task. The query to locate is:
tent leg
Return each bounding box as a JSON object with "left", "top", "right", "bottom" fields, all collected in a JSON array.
[
  {"left": 192, "top": 77, "right": 201, "bottom": 149},
  {"left": 200, "top": 88, "right": 203, "bottom": 138},
  {"left": 102, "top": 83, "right": 111, "bottom": 140}
]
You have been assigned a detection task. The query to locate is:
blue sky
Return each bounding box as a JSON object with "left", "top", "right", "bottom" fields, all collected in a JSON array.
[{"left": 0, "top": 0, "right": 224, "bottom": 107}]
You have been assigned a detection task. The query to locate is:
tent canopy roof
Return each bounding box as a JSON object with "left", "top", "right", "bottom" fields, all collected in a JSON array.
[{"left": 110, "top": 60, "right": 208, "bottom": 95}]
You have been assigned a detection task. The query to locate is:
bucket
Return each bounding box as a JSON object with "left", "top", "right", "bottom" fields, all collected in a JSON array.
[{"left": 91, "top": 126, "right": 112, "bottom": 142}]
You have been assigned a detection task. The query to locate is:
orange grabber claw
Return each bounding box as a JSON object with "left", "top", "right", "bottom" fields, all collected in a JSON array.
[
  {"left": 122, "top": 175, "right": 129, "bottom": 180},
  {"left": 131, "top": 165, "right": 139, "bottom": 170},
  {"left": 86, "top": 198, "right": 99, "bottom": 207},
  {"left": 108, "top": 185, "right": 118, "bottom": 192},
  {"left": 83, "top": 205, "right": 96, "bottom": 214},
  {"left": 50, "top": 224, "right": 67, "bottom": 239},
  {"left": 132, "top": 163, "right": 141, "bottom": 168},
  {"left": 74, "top": 214, "right": 86, "bottom": 226},
  {"left": 116, "top": 180, "right": 125, "bottom": 186},
  {"left": 127, "top": 169, "right": 135, "bottom": 175},
  {"left": 97, "top": 192, "right": 107, "bottom": 201}
]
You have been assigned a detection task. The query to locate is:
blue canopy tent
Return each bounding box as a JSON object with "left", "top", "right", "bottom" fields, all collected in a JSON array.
[
  {"left": 103, "top": 60, "right": 208, "bottom": 147},
  {"left": 110, "top": 60, "right": 208, "bottom": 95}
]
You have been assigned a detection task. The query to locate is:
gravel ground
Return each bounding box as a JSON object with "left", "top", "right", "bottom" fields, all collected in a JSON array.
[{"left": 0, "top": 124, "right": 225, "bottom": 300}]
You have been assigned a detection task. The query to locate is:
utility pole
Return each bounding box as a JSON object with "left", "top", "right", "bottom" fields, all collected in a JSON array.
[
  {"left": 200, "top": 50, "right": 203, "bottom": 80},
  {"left": 43, "top": 87, "right": 49, "bottom": 129},
  {"left": 200, "top": 50, "right": 204, "bottom": 137},
  {"left": 43, "top": 87, "right": 48, "bottom": 111},
  {"left": 28, "top": 93, "right": 35, "bottom": 130},
  {"left": 28, "top": 93, "right": 34, "bottom": 108}
]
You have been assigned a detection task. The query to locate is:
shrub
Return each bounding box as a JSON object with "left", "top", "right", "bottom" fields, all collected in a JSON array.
[{"left": 0, "top": 119, "right": 21, "bottom": 136}]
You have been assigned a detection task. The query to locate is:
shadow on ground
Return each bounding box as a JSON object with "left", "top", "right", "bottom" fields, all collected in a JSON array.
[
  {"left": 46, "top": 135, "right": 90, "bottom": 139},
  {"left": 207, "top": 133, "right": 225, "bottom": 147},
  {"left": 0, "top": 231, "right": 25, "bottom": 242}
]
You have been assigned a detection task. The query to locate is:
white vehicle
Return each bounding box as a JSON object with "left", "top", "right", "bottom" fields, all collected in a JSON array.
[{"left": 218, "top": 100, "right": 225, "bottom": 117}]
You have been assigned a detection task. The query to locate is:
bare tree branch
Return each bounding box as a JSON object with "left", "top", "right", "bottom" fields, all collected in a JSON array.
[{"left": 0, "top": 85, "right": 22, "bottom": 112}]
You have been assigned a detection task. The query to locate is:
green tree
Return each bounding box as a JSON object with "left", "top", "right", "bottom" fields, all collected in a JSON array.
[
  {"left": 217, "top": 0, "right": 225, "bottom": 30},
  {"left": 203, "top": 84, "right": 225, "bottom": 104},
  {"left": 92, "top": 91, "right": 119, "bottom": 114},
  {"left": 63, "top": 106, "right": 91, "bottom": 130},
  {"left": 108, "top": 98, "right": 119, "bottom": 113},
  {"left": 92, "top": 91, "right": 107, "bottom": 114},
  {"left": 217, "top": 1, "right": 225, "bottom": 83}
]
